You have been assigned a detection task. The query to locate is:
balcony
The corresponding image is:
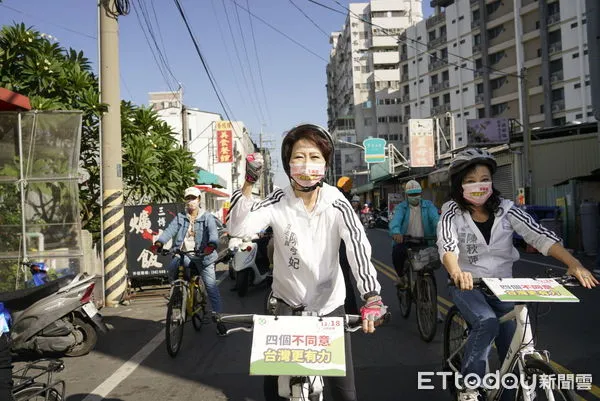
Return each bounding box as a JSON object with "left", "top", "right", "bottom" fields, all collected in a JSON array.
[
  {"left": 428, "top": 57, "right": 448, "bottom": 72},
  {"left": 473, "top": 44, "right": 482, "bottom": 54},
  {"left": 551, "top": 99, "right": 565, "bottom": 112},
  {"left": 475, "top": 93, "right": 485, "bottom": 103},
  {"left": 426, "top": 12, "right": 446, "bottom": 28},
  {"left": 549, "top": 42, "right": 562, "bottom": 54},
  {"left": 401, "top": 73, "right": 410, "bottom": 82},
  {"left": 429, "top": 80, "right": 450, "bottom": 94},
  {"left": 550, "top": 70, "right": 564, "bottom": 84},
  {"left": 547, "top": 12, "right": 561, "bottom": 25},
  {"left": 471, "top": 19, "right": 481, "bottom": 29},
  {"left": 430, "top": 103, "right": 452, "bottom": 115},
  {"left": 474, "top": 68, "right": 485, "bottom": 78},
  {"left": 402, "top": 93, "right": 410, "bottom": 102},
  {"left": 428, "top": 34, "right": 447, "bottom": 49}
]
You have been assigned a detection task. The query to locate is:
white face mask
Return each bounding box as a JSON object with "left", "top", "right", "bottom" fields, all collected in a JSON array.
[
  {"left": 462, "top": 182, "right": 493, "bottom": 206},
  {"left": 290, "top": 163, "right": 326, "bottom": 188}
]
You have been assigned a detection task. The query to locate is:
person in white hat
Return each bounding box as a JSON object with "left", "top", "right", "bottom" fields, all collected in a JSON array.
[
  {"left": 152, "top": 186, "right": 223, "bottom": 315},
  {"left": 388, "top": 179, "right": 440, "bottom": 289}
]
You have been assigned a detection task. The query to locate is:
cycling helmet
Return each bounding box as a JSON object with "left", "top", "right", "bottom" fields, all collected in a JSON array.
[
  {"left": 336, "top": 176, "right": 353, "bottom": 192},
  {"left": 448, "top": 147, "right": 497, "bottom": 179},
  {"left": 351, "top": 195, "right": 360, "bottom": 203},
  {"left": 281, "top": 123, "right": 335, "bottom": 192}
]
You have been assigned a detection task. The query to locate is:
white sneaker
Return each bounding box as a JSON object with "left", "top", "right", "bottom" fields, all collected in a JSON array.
[{"left": 457, "top": 389, "right": 480, "bottom": 401}]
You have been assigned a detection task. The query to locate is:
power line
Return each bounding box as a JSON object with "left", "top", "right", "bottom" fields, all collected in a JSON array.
[
  {"left": 289, "top": 0, "right": 330, "bottom": 38},
  {"left": 173, "top": 0, "right": 241, "bottom": 138},
  {"left": 230, "top": 0, "right": 328, "bottom": 63},
  {"left": 245, "top": 0, "right": 272, "bottom": 126},
  {"left": 232, "top": 1, "right": 266, "bottom": 124},
  {"left": 309, "top": 0, "right": 522, "bottom": 79}
]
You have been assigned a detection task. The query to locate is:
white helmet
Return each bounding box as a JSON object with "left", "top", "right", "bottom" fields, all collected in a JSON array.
[
  {"left": 449, "top": 148, "right": 497, "bottom": 179},
  {"left": 351, "top": 195, "right": 360, "bottom": 203}
]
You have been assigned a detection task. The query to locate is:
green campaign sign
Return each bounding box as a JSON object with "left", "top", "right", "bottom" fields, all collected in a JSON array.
[
  {"left": 363, "top": 137, "right": 386, "bottom": 164},
  {"left": 482, "top": 278, "right": 579, "bottom": 303}
]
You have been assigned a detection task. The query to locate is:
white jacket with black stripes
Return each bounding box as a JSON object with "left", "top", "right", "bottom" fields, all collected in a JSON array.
[
  {"left": 227, "top": 183, "right": 381, "bottom": 315},
  {"left": 436, "top": 198, "right": 561, "bottom": 278}
]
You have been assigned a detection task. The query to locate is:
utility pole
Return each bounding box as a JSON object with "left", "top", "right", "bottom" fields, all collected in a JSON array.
[
  {"left": 519, "top": 67, "right": 531, "bottom": 203},
  {"left": 100, "top": 0, "right": 127, "bottom": 307},
  {"left": 259, "top": 127, "right": 264, "bottom": 198},
  {"left": 181, "top": 103, "right": 188, "bottom": 149}
]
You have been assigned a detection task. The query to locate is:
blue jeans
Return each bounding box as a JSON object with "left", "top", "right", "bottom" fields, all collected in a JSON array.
[
  {"left": 449, "top": 286, "right": 516, "bottom": 397},
  {"left": 167, "top": 255, "right": 222, "bottom": 313}
]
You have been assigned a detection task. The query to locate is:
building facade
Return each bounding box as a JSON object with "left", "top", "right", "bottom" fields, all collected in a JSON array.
[{"left": 327, "top": 0, "right": 424, "bottom": 186}]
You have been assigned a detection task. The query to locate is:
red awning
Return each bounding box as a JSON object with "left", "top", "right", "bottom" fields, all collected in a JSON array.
[
  {"left": 0, "top": 88, "right": 32, "bottom": 111},
  {"left": 195, "top": 185, "right": 229, "bottom": 198}
]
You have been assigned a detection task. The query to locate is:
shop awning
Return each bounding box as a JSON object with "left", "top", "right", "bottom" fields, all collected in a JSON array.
[
  {"left": 196, "top": 169, "right": 227, "bottom": 188},
  {"left": 196, "top": 185, "right": 229, "bottom": 198}
]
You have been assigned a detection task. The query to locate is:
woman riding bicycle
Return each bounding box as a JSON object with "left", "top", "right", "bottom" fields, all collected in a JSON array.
[
  {"left": 227, "top": 123, "right": 387, "bottom": 401},
  {"left": 437, "top": 147, "right": 598, "bottom": 401}
]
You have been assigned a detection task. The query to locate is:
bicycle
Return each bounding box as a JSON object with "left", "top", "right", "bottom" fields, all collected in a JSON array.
[
  {"left": 162, "top": 249, "right": 209, "bottom": 358},
  {"left": 12, "top": 358, "right": 65, "bottom": 401},
  {"left": 213, "top": 309, "right": 365, "bottom": 401},
  {"left": 442, "top": 275, "right": 583, "bottom": 401},
  {"left": 396, "top": 235, "right": 440, "bottom": 342}
]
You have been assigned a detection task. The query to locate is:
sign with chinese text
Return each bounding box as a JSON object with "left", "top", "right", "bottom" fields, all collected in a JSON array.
[
  {"left": 387, "top": 193, "right": 403, "bottom": 220},
  {"left": 124, "top": 203, "right": 184, "bottom": 279},
  {"left": 409, "top": 119, "right": 435, "bottom": 167},
  {"left": 362, "top": 137, "right": 386, "bottom": 164},
  {"left": 466, "top": 118, "right": 510, "bottom": 145},
  {"left": 249, "top": 315, "right": 346, "bottom": 376},
  {"left": 216, "top": 121, "right": 233, "bottom": 163},
  {"left": 482, "top": 278, "right": 579, "bottom": 302}
]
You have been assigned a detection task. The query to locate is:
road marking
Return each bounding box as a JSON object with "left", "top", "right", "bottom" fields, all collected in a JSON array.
[
  {"left": 82, "top": 329, "right": 165, "bottom": 401},
  {"left": 372, "top": 256, "right": 600, "bottom": 400}
]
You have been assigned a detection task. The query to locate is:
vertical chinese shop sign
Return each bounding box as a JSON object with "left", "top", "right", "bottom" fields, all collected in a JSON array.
[{"left": 216, "top": 121, "right": 233, "bottom": 163}]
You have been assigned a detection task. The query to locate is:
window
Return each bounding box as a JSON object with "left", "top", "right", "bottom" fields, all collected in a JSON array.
[
  {"left": 478, "top": 108, "right": 485, "bottom": 118},
  {"left": 459, "top": 16, "right": 464, "bottom": 20},
  {"left": 364, "top": 118, "right": 373, "bottom": 126},
  {"left": 432, "top": 96, "right": 440, "bottom": 107},
  {"left": 548, "top": 2, "right": 560, "bottom": 16},
  {"left": 431, "top": 75, "right": 439, "bottom": 85},
  {"left": 403, "top": 85, "right": 409, "bottom": 95},
  {"left": 548, "top": 30, "right": 561, "bottom": 44},
  {"left": 491, "top": 102, "right": 507, "bottom": 116},
  {"left": 571, "top": 22, "right": 578, "bottom": 28},
  {"left": 364, "top": 100, "right": 372, "bottom": 109},
  {"left": 429, "top": 30, "right": 436, "bottom": 41},
  {"left": 552, "top": 117, "right": 566, "bottom": 126},
  {"left": 491, "top": 76, "right": 507, "bottom": 90},
  {"left": 551, "top": 88, "right": 564, "bottom": 101},
  {"left": 576, "top": 113, "right": 583, "bottom": 119},
  {"left": 573, "top": 52, "right": 580, "bottom": 59},
  {"left": 442, "top": 70, "right": 450, "bottom": 82},
  {"left": 486, "top": 0, "right": 502, "bottom": 16},
  {"left": 389, "top": 116, "right": 399, "bottom": 123},
  {"left": 440, "top": 26, "right": 447, "bottom": 37},
  {"left": 488, "top": 51, "right": 505, "bottom": 65},
  {"left": 574, "top": 83, "right": 581, "bottom": 89},
  {"left": 443, "top": 93, "right": 451, "bottom": 104},
  {"left": 378, "top": 116, "right": 387, "bottom": 123},
  {"left": 474, "top": 34, "right": 481, "bottom": 45},
  {"left": 441, "top": 48, "right": 448, "bottom": 59},
  {"left": 476, "top": 83, "right": 484, "bottom": 94},
  {"left": 473, "top": 9, "right": 480, "bottom": 21},
  {"left": 487, "top": 25, "right": 504, "bottom": 40},
  {"left": 464, "top": 111, "right": 470, "bottom": 116},
  {"left": 404, "top": 105, "right": 411, "bottom": 114},
  {"left": 460, "top": 39, "right": 466, "bottom": 44},
  {"left": 378, "top": 99, "right": 385, "bottom": 105}
]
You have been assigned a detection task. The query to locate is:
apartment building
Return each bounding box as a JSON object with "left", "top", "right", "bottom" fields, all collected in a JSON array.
[
  {"left": 400, "top": 0, "right": 593, "bottom": 158},
  {"left": 327, "top": 0, "right": 423, "bottom": 185}
]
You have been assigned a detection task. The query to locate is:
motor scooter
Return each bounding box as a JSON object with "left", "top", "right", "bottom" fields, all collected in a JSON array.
[
  {"left": 228, "top": 234, "right": 272, "bottom": 297},
  {"left": 374, "top": 208, "right": 389, "bottom": 228},
  {"left": 0, "top": 262, "right": 108, "bottom": 357}
]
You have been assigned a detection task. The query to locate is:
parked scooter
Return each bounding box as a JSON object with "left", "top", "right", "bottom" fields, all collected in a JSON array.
[
  {"left": 0, "top": 262, "right": 108, "bottom": 357},
  {"left": 374, "top": 208, "right": 389, "bottom": 229},
  {"left": 228, "top": 234, "right": 272, "bottom": 297}
]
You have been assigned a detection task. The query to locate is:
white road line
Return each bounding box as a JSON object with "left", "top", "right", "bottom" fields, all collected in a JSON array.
[
  {"left": 83, "top": 272, "right": 229, "bottom": 400},
  {"left": 82, "top": 329, "right": 165, "bottom": 401}
]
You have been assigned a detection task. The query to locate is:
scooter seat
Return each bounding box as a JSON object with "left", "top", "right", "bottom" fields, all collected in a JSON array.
[{"left": 0, "top": 281, "right": 61, "bottom": 311}]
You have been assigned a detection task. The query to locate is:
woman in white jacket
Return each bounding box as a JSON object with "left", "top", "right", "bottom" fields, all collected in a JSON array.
[
  {"left": 227, "top": 123, "right": 387, "bottom": 401},
  {"left": 437, "top": 148, "right": 597, "bottom": 401}
]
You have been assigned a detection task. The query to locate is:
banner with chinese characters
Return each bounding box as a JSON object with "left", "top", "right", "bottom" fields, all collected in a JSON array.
[
  {"left": 215, "top": 121, "right": 233, "bottom": 163},
  {"left": 249, "top": 315, "right": 346, "bottom": 376},
  {"left": 482, "top": 278, "right": 579, "bottom": 303},
  {"left": 124, "top": 203, "right": 184, "bottom": 280},
  {"left": 408, "top": 119, "right": 435, "bottom": 167}
]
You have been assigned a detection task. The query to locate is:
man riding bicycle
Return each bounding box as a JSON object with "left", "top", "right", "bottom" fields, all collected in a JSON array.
[
  {"left": 389, "top": 180, "right": 439, "bottom": 290},
  {"left": 152, "top": 186, "right": 223, "bottom": 314}
]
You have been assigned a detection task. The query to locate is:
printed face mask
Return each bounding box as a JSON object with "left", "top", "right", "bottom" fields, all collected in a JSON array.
[
  {"left": 408, "top": 196, "right": 421, "bottom": 206},
  {"left": 290, "top": 163, "right": 325, "bottom": 188},
  {"left": 186, "top": 198, "right": 200, "bottom": 212},
  {"left": 462, "top": 182, "right": 493, "bottom": 206}
]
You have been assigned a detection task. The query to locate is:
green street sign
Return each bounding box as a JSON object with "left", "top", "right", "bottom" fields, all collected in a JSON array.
[{"left": 363, "top": 137, "right": 386, "bottom": 164}]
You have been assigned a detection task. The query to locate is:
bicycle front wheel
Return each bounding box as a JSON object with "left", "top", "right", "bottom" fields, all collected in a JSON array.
[
  {"left": 166, "top": 286, "right": 185, "bottom": 357},
  {"left": 191, "top": 279, "right": 207, "bottom": 331},
  {"left": 13, "top": 384, "right": 62, "bottom": 401},
  {"left": 415, "top": 273, "right": 438, "bottom": 342},
  {"left": 442, "top": 305, "right": 469, "bottom": 398},
  {"left": 516, "top": 357, "right": 577, "bottom": 401},
  {"left": 398, "top": 261, "right": 412, "bottom": 318}
]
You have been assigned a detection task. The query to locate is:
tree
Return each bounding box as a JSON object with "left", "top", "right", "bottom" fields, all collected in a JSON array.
[{"left": 0, "top": 23, "right": 197, "bottom": 237}]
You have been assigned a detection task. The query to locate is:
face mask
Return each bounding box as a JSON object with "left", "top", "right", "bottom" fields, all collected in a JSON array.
[
  {"left": 186, "top": 198, "right": 200, "bottom": 212},
  {"left": 290, "top": 163, "right": 325, "bottom": 188},
  {"left": 408, "top": 196, "right": 421, "bottom": 206},
  {"left": 462, "top": 182, "right": 493, "bottom": 206}
]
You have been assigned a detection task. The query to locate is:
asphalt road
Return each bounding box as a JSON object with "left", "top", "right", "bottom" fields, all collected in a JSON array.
[{"left": 24, "top": 228, "right": 600, "bottom": 401}]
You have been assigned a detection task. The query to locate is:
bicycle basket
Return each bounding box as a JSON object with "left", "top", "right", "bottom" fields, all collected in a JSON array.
[{"left": 411, "top": 247, "right": 441, "bottom": 271}]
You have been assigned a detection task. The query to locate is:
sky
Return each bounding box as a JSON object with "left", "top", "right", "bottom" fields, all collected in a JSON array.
[{"left": 0, "top": 0, "right": 432, "bottom": 188}]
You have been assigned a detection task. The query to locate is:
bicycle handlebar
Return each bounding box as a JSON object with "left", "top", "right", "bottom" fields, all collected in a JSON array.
[{"left": 214, "top": 313, "right": 365, "bottom": 336}]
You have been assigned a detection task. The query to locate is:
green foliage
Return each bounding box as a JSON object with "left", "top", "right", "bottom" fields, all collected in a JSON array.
[{"left": 0, "top": 23, "right": 197, "bottom": 241}]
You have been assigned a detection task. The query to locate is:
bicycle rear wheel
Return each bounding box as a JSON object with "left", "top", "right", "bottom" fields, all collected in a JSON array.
[
  {"left": 397, "top": 261, "right": 412, "bottom": 318},
  {"left": 415, "top": 273, "right": 438, "bottom": 342},
  {"left": 166, "top": 286, "right": 185, "bottom": 358},
  {"left": 13, "top": 384, "right": 62, "bottom": 401},
  {"left": 191, "top": 279, "right": 207, "bottom": 331},
  {"left": 516, "top": 357, "right": 577, "bottom": 401},
  {"left": 442, "top": 305, "right": 469, "bottom": 398}
]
